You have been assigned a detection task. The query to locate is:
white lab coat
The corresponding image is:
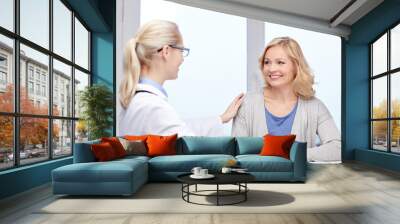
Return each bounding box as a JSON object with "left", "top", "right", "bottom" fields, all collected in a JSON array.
[{"left": 118, "top": 83, "right": 224, "bottom": 137}]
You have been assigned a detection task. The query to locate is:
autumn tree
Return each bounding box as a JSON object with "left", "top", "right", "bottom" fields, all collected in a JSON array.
[
  {"left": 0, "top": 84, "right": 60, "bottom": 151},
  {"left": 372, "top": 99, "right": 400, "bottom": 143}
]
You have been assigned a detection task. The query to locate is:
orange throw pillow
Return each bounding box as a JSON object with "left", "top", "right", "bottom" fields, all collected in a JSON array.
[
  {"left": 260, "top": 134, "right": 296, "bottom": 159},
  {"left": 101, "top": 137, "right": 127, "bottom": 158},
  {"left": 146, "top": 134, "right": 178, "bottom": 157},
  {"left": 91, "top": 142, "right": 117, "bottom": 161},
  {"left": 124, "top": 135, "right": 149, "bottom": 141}
]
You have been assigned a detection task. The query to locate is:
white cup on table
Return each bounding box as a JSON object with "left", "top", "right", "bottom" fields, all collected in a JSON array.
[
  {"left": 199, "top": 169, "right": 208, "bottom": 176},
  {"left": 221, "top": 167, "right": 232, "bottom": 174},
  {"left": 191, "top": 167, "right": 202, "bottom": 176}
]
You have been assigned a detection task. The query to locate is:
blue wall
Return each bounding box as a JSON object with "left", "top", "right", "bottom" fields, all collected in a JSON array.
[
  {"left": 0, "top": 0, "right": 115, "bottom": 200},
  {"left": 92, "top": 32, "right": 115, "bottom": 135},
  {"left": 0, "top": 158, "right": 72, "bottom": 199},
  {"left": 344, "top": 0, "right": 400, "bottom": 170}
]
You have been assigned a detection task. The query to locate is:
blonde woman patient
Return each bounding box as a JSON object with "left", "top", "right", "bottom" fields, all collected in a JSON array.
[
  {"left": 232, "top": 37, "right": 341, "bottom": 162},
  {"left": 119, "top": 20, "right": 244, "bottom": 137}
]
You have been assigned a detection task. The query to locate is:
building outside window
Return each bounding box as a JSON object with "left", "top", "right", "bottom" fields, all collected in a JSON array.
[
  {"left": 0, "top": 71, "right": 7, "bottom": 88},
  {"left": 0, "top": 54, "right": 7, "bottom": 89},
  {"left": 28, "top": 67, "right": 34, "bottom": 80},
  {"left": 41, "top": 85, "right": 46, "bottom": 97},
  {"left": 41, "top": 73, "right": 46, "bottom": 83},
  {"left": 35, "top": 83, "right": 40, "bottom": 95},
  {"left": 0, "top": 54, "right": 7, "bottom": 67},
  {"left": 35, "top": 70, "right": 40, "bottom": 81},
  {"left": 0, "top": 0, "right": 91, "bottom": 170},
  {"left": 28, "top": 81, "right": 34, "bottom": 94}
]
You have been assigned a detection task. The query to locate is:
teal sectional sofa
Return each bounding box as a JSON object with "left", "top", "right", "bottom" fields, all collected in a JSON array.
[{"left": 52, "top": 136, "right": 307, "bottom": 196}]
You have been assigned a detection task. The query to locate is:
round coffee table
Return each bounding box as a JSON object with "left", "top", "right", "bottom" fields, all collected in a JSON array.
[{"left": 177, "top": 172, "right": 255, "bottom": 206}]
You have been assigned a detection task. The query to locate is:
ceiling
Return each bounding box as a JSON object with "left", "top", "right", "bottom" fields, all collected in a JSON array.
[{"left": 166, "top": 0, "right": 384, "bottom": 38}]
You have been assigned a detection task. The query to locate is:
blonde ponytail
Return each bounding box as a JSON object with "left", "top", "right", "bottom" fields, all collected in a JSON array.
[
  {"left": 119, "top": 20, "right": 182, "bottom": 109},
  {"left": 119, "top": 38, "right": 141, "bottom": 108}
]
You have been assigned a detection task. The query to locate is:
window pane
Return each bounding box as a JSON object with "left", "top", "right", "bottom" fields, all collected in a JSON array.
[
  {"left": 0, "top": 34, "right": 14, "bottom": 112},
  {"left": 372, "top": 121, "right": 387, "bottom": 151},
  {"left": 0, "top": 116, "right": 13, "bottom": 170},
  {"left": 53, "top": 119, "right": 72, "bottom": 157},
  {"left": 74, "top": 18, "right": 89, "bottom": 70},
  {"left": 391, "top": 120, "right": 400, "bottom": 153},
  {"left": 20, "top": 44, "right": 49, "bottom": 115},
  {"left": 372, "top": 33, "right": 387, "bottom": 76},
  {"left": 391, "top": 72, "right": 400, "bottom": 118},
  {"left": 20, "top": 117, "right": 49, "bottom": 165},
  {"left": 53, "top": 59, "right": 72, "bottom": 117},
  {"left": 391, "top": 24, "right": 400, "bottom": 70},
  {"left": 74, "top": 69, "right": 89, "bottom": 118},
  {"left": 53, "top": 0, "right": 72, "bottom": 60},
  {"left": 0, "top": 0, "right": 14, "bottom": 31},
  {"left": 372, "top": 77, "right": 387, "bottom": 119},
  {"left": 20, "top": 0, "right": 49, "bottom": 49},
  {"left": 75, "top": 120, "right": 88, "bottom": 143}
]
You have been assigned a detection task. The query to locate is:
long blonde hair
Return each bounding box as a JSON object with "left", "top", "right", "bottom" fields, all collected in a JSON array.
[
  {"left": 259, "top": 37, "right": 315, "bottom": 99},
  {"left": 119, "top": 20, "right": 182, "bottom": 108}
]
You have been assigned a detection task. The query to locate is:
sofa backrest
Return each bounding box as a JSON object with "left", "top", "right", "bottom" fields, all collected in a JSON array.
[
  {"left": 235, "top": 137, "right": 263, "bottom": 155},
  {"left": 74, "top": 136, "right": 303, "bottom": 161},
  {"left": 73, "top": 139, "right": 100, "bottom": 163},
  {"left": 177, "top": 136, "right": 236, "bottom": 155}
]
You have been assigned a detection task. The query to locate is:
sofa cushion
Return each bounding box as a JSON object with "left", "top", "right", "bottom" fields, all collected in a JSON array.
[
  {"left": 115, "top": 155, "right": 150, "bottom": 163},
  {"left": 91, "top": 142, "right": 118, "bottom": 161},
  {"left": 236, "top": 155, "right": 293, "bottom": 172},
  {"left": 118, "top": 138, "right": 147, "bottom": 156},
  {"left": 235, "top": 137, "right": 263, "bottom": 155},
  {"left": 101, "top": 137, "right": 127, "bottom": 158},
  {"left": 52, "top": 158, "right": 147, "bottom": 183},
  {"left": 147, "top": 134, "right": 177, "bottom": 157},
  {"left": 260, "top": 134, "right": 296, "bottom": 159},
  {"left": 124, "top": 135, "right": 149, "bottom": 141},
  {"left": 177, "top": 136, "right": 236, "bottom": 155},
  {"left": 148, "top": 154, "right": 235, "bottom": 172}
]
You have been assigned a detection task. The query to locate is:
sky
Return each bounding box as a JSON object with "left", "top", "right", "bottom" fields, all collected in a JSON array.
[{"left": 140, "top": 0, "right": 343, "bottom": 134}]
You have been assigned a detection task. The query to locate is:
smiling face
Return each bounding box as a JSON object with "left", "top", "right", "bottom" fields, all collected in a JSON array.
[{"left": 262, "top": 45, "right": 296, "bottom": 89}]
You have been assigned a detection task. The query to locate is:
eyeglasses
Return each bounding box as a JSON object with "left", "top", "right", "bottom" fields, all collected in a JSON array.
[{"left": 157, "top": 45, "right": 190, "bottom": 57}]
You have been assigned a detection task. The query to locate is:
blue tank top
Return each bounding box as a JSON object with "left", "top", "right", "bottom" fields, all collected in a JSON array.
[{"left": 265, "top": 102, "right": 298, "bottom": 136}]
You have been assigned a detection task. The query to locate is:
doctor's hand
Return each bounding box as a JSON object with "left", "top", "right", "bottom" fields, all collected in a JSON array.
[{"left": 220, "top": 93, "right": 245, "bottom": 124}]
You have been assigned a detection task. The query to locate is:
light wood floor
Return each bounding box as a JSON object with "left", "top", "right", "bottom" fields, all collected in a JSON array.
[{"left": 1, "top": 162, "right": 400, "bottom": 224}]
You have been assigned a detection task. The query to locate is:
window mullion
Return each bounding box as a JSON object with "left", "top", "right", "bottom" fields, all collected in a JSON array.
[
  {"left": 388, "top": 29, "right": 392, "bottom": 152},
  {"left": 13, "top": 0, "right": 20, "bottom": 167},
  {"left": 370, "top": 45, "right": 373, "bottom": 149},
  {"left": 71, "top": 10, "right": 76, "bottom": 155},
  {"left": 49, "top": 0, "right": 54, "bottom": 160}
]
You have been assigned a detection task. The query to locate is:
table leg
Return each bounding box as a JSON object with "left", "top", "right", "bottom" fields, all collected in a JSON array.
[
  {"left": 245, "top": 183, "right": 247, "bottom": 201},
  {"left": 181, "top": 184, "right": 183, "bottom": 199},
  {"left": 217, "top": 184, "right": 219, "bottom": 206}
]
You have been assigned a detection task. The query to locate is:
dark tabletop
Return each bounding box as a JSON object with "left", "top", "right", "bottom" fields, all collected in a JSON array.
[{"left": 177, "top": 172, "right": 255, "bottom": 185}]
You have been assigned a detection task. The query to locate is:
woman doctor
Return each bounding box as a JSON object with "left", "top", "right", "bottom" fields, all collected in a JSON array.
[{"left": 119, "top": 20, "right": 244, "bottom": 137}]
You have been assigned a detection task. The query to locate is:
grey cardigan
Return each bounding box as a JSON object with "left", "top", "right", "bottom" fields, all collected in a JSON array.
[{"left": 232, "top": 91, "right": 341, "bottom": 162}]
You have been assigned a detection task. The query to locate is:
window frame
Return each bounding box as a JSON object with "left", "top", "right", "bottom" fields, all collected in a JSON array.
[
  {"left": 370, "top": 20, "right": 400, "bottom": 154},
  {"left": 0, "top": 0, "right": 92, "bottom": 171}
]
